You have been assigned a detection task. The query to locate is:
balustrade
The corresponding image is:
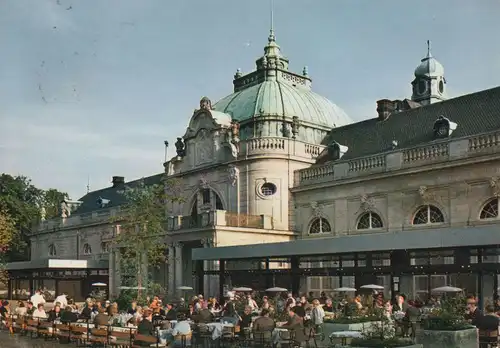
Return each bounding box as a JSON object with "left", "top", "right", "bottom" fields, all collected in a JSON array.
[{"left": 297, "top": 130, "right": 500, "bottom": 186}]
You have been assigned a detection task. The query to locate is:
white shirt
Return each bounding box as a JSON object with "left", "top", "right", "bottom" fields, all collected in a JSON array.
[
  {"left": 54, "top": 294, "right": 68, "bottom": 308},
  {"left": 30, "top": 293, "right": 46, "bottom": 308},
  {"left": 33, "top": 309, "right": 47, "bottom": 319}
]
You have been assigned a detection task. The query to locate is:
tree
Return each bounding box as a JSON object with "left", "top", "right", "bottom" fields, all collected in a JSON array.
[
  {"left": 43, "top": 188, "right": 70, "bottom": 219},
  {"left": 112, "top": 177, "right": 182, "bottom": 300},
  {"left": 0, "top": 174, "right": 44, "bottom": 261},
  {"left": 0, "top": 209, "right": 16, "bottom": 285},
  {"left": 0, "top": 173, "right": 70, "bottom": 261}
]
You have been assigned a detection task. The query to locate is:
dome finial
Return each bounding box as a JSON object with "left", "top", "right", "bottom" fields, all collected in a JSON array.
[
  {"left": 426, "top": 39, "right": 432, "bottom": 58},
  {"left": 268, "top": 0, "right": 275, "bottom": 43}
]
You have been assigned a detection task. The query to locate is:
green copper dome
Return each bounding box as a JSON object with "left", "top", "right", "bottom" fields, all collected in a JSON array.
[
  {"left": 212, "top": 30, "right": 353, "bottom": 128},
  {"left": 214, "top": 80, "right": 352, "bottom": 128}
]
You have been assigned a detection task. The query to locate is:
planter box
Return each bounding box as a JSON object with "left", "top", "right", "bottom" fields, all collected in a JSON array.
[
  {"left": 325, "top": 321, "right": 380, "bottom": 341},
  {"left": 352, "top": 345, "right": 422, "bottom": 348},
  {"left": 416, "top": 328, "right": 477, "bottom": 348}
]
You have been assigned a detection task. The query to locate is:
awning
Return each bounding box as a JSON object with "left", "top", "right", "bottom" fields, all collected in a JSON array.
[
  {"left": 192, "top": 225, "right": 500, "bottom": 261},
  {"left": 6, "top": 258, "right": 108, "bottom": 271}
]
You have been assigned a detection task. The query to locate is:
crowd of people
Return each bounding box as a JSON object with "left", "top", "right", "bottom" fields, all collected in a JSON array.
[{"left": 1, "top": 288, "right": 499, "bottom": 346}]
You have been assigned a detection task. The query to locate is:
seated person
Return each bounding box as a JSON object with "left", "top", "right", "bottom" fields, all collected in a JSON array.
[
  {"left": 252, "top": 308, "right": 275, "bottom": 340},
  {"left": 134, "top": 310, "right": 156, "bottom": 347},
  {"left": 193, "top": 303, "right": 214, "bottom": 324},
  {"left": 61, "top": 306, "right": 78, "bottom": 323}
]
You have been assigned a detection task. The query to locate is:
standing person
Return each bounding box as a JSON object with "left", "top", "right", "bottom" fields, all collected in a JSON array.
[
  {"left": 30, "top": 289, "right": 46, "bottom": 308},
  {"left": 54, "top": 292, "right": 68, "bottom": 308},
  {"left": 310, "top": 299, "right": 325, "bottom": 334}
]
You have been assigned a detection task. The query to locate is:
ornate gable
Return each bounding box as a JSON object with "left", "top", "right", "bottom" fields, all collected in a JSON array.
[{"left": 184, "top": 97, "right": 232, "bottom": 140}]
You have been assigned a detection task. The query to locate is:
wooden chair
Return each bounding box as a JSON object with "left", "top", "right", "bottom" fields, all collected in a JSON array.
[
  {"left": 174, "top": 333, "right": 192, "bottom": 348},
  {"left": 70, "top": 324, "right": 90, "bottom": 346},
  {"left": 479, "top": 329, "right": 499, "bottom": 348},
  {"left": 132, "top": 333, "right": 158, "bottom": 347},
  {"left": 252, "top": 330, "right": 274, "bottom": 348},
  {"left": 25, "top": 318, "right": 39, "bottom": 338},
  {"left": 4, "top": 315, "right": 14, "bottom": 334},
  {"left": 15, "top": 316, "right": 26, "bottom": 333},
  {"left": 55, "top": 323, "right": 71, "bottom": 342},
  {"left": 90, "top": 327, "right": 109, "bottom": 346},
  {"left": 109, "top": 327, "right": 134, "bottom": 347},
  {"left": 37, "top": 320, "right": 54, "bottom": 339}
]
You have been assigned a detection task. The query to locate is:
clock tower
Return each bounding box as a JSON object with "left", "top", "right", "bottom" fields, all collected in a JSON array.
[{"left": 411, "top": 41, "right": 447, "bottom": 106}]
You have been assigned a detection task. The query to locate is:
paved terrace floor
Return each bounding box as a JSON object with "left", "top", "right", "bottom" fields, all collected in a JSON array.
[{"left": 0, "top": 330, "right": 66, "bottom": 347}]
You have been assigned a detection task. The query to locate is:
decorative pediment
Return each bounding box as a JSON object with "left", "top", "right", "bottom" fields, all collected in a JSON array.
[{"left": 184, "top": 97, "right": 232, "bottom": 139}]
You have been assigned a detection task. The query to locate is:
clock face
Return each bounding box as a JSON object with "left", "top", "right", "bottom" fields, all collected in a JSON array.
[
  {"left": 438, "top": 80, "right": 444, "bottom": 94},
  {"left": 418, "top": 80, "right": 427, "bottom": 95}
]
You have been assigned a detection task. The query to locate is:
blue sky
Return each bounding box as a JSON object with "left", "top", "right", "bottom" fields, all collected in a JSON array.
[{"left": 1, "top": 0, "right": 499, "bottom": 199}]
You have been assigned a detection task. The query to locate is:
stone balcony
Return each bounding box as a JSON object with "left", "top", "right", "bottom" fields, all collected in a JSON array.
[
  {"left": 36, "top": 208, "right": 119, "bottom": 233},
  {"left": 242, "top": 137, "right": 325, "bottom": 160},
  {"left": 166, "top": 210, "right": 274, "bottom": 232},
  {"left": 295, "top": 130, "right": 500, "bottom": 187}
]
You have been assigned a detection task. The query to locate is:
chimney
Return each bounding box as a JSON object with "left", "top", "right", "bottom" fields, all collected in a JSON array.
[
  {"left": 376, "top": 99, "right": 394, "bottom": 121},
  {"left": 112, "top": 176, "right": 125, "bottom": 187}
]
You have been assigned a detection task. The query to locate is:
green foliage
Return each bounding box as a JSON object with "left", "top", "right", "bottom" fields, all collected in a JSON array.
[
  {"left": 43, "top": 188, "right": 69, "bottom": 219},
  {"left": 422, "top": 295, "right": 472, "bottom": 331},
  {"left": 112, "top": 177, "right": 182, "bottom": 297},
  {"left": 0, "top": 174, "right": 69, "bottom": 262}
]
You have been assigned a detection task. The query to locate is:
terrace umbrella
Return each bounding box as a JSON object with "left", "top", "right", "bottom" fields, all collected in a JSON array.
[
  {"left": 360, "top": 284, "right": 384, "bottom": 290},
  {"left": 118, "top": 286, "right": 146, "bottom": 290},
  {"left": 91, "top": 282, "right": 107, "bottom": 287},
  {"left": 431, "top": 286, "right": 462, "bottom": 293},
  {"left": 266, "top": 287, "right": 288, "bottom": 292},
  {"left": 333, "top": 287, "right": 357, "bottom": 292},
  {"left": 177, "top": 286, "right": 193, "bottom": 301},
  {"left": 233, "top": 287, "right": 252, "bottom": 292}
]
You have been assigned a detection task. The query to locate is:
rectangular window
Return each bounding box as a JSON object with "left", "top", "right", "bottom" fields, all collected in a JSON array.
[{"left": 202, "top": 189, "right": 211, "bottom": 204}]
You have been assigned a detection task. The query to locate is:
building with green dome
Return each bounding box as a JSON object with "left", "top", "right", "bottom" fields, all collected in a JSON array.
[{"left": 10, "top": 31, "right": 500, "bottom": 304}]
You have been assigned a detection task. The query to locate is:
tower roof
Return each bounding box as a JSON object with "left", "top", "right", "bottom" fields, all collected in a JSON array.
[
  {"left": 414, "top": 40, "right": 445, "bottom": 78},
  {"left": 212, "top": 30, "right": 352, "bottom": 128}
]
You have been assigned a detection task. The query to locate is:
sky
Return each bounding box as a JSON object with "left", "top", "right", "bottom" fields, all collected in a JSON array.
[{"left": 1, "top": 0, "right": 500, "bottom": 199}]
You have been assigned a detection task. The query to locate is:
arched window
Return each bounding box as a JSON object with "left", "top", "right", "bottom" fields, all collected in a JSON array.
[
  {"left": 412, "top": 205, "right": 445, "bottom": 225},
  {"left": 48, "top": 244, "right": 56, "bottom": 257},
  {"left": 357, "top": 212, "right": 383, "bottom": 230},
  {"left": 83, "top": 243, "right": 92, "bottom": 255},
  {"left": 193, "top": 189, "right": 224, "bottom": 214},
  {"left": 480, "top": 198, "right": 499, "bottom": 219},
  {"left": 309, "top": 218, "right": 332, "bottom": 234}
]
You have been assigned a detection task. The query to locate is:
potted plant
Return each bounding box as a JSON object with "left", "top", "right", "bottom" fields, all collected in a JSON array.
[
  {"left": 346, "top": 318, "right": 423, "bottom": 348},
  {"left": 417, "top": 296, "right": 477, "bottom": 348},
  {"left": 325, "top": 304, "right": 383, "bottom": 342}
]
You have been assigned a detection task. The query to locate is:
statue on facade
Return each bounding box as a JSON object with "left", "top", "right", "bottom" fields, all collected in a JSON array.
[
  {"left": 291, "top": 116, "right": 300, "bottom": 139},
  {"left": 310, "top": 201, "right": 322, "bottom": 217},
  {"left": 60, "top": 201, "right": 69, "bottom": 218},
  {"left": 228, "top": 165, "right": 240, "bottom": 186},
  {"left": 199, "top": 97, "right": 212, "bottom": 110},
  {"left": 230, "top": 120, "right": 240, "bottom": 141},
  {"left": 175, "top": 137, "right": 186, "bottom": 157},
  {"left": 40, "top": 206, "right": 46, "bottom": 221}
]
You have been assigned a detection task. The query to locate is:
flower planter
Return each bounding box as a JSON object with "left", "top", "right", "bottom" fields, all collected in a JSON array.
[
  {"left": 416, "top": 328, "right": 477, "bottom": 348},
  {"left": 351, "top": 345, "right": 423, "bottom": 348}
]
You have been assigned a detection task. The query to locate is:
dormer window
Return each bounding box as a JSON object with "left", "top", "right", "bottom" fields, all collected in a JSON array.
[
  {"left": 96, "top": 197, "right": 111, "bottom": 208},
  {"left": 433, "top": 116, "right": 457, "bottom": 138},
  {"left": 327, "top": 141, "right": 348, "bottom": 160}
]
